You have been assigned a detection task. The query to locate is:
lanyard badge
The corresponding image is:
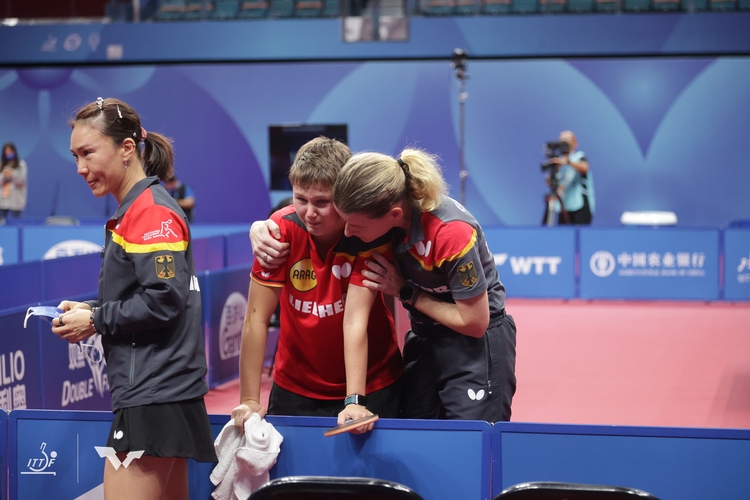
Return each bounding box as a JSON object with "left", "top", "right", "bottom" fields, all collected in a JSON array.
[{"left": 24, "top": 306, "right": 104, "bottom": 364}]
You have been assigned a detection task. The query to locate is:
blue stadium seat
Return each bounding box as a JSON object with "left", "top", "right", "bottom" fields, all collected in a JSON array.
[
  {"left": 680, "top": 0, "right": 706, "bottom": 9},
  {"left": 321, "top": 0, "right": 341, "bottom": 15},
  {"left": 481, "top": 0, "right": 511, "bottom": 12},
  {"left": 595, "top": 0, "right": 620, "bottom": 11},
  {"left": 456, "top": 0, "right": 478, "bottom": 14},
  {"left": 154, "top": 0, "right": 188, "bottom": 20},
  {"left": 652, "top": 0, "right": 679, "bottom": 9},
  {"left": 270, "top": 0, "right": 296, "bottom": 16},
  {"left": 512, "top": 0, "right": 538, "bottom": 12},
  {"left": 212, "top": 0, "right": 240, "bottom": 18},
  {"left": 539, "top": 0, "right": 567, "bottom": 10},
  {"left": 295, "top": 0, "right": 323, "bottom": 15},
  {"left": 623, "top": 0, "right": 650, "bottom": 10},
  {"left": 567, "top": 0, "right": 593, "bottom": 11},
  {"left": 420, "top": 0, "right": 456, "bottom": 15},
  {"left": 183, "top": 0, "right": 209, "bottom": 18},
  {"left": 709, "top": 0, "right": 736, "bottom": 9},
  {"left": 238, "top": 0, "right": 269, "bottom": 17}
]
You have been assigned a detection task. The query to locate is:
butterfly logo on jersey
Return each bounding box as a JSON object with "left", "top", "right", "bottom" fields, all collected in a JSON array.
[
  {"left": 458, "top": 261, "right": 478, "bottom": 288},
  {"left": 332, "top": 262, "right": 352, "bottom": 280},
  {"left": 414, "top": 240, "right": 432, "bottom": 257}
]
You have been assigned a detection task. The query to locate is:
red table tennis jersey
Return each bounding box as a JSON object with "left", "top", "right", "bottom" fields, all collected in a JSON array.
[{"left": 251, "top": 205, "right": 402, "bottom": 399}]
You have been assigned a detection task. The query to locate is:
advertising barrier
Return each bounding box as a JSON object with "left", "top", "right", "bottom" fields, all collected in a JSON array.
[
  {"left": 0, "top": 409, "right": 5, "bottom": 500},
  {"left": 21, "top": 226, "right": 104, "bottom": 262},
  {"left": 491, "top": 422, "right": 750, "bottom": 499},
  {"left": 484, "top": 227, "right": 577, "bottom": 299},
  {"left": 8, "top": 410, "right": 113, "bottom": 500},
  {"left": 204, "top": 266, "right": 252, "bottom": 388},
  {"left": 579, "top": 227, "right": 720, "bottom": 301},
  {"left": 724, "top": 228, "right": 750, "bottom": 301},
  {"left": 189, "top": 414, "right": 492, "bottom": 500},
  {"left": 0, "top": 309, "right": 44, "bottom": 413}
]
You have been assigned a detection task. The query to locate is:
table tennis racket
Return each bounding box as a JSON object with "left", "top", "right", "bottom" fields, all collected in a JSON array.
[{"left": 323, "top": 414, "right": 379, "bottom": 437}]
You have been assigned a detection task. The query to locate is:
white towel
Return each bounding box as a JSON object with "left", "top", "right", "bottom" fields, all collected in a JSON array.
[{"left": 211, "top": 413, "right": 283, "bottom": 500}]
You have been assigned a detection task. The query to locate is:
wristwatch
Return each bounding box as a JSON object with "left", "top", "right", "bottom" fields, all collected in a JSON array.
[
  {"left": 399, "top": 284, "right": 421, "bottom": 307},
  {"left": 344, "top": 394, "right": 368, "bottom": 407}
]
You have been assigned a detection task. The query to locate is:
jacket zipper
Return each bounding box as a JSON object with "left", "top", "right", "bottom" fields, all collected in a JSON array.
[{"left": 129, "top": 335, "right": 136, "bottom": 385}]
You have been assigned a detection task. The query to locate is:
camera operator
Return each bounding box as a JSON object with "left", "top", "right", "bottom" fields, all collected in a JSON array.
[{"left": 543, "top": 130, "right": 594, "bottom": 225}]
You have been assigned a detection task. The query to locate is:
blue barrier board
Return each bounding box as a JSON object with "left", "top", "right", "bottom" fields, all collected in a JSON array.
[
  {"left": 492, "top": 422, "right": 750, "bottom": 500},
  {"left": 0, "top": 409, "right": 6, "bottom": 500},
  {"left": 199, "top": 414, "right": 492, "bottom": 500},
  {"left": 40, "top": 253, "right": 101, "bottom": 303},
  {"left": 225, "top": 231, "right": 253, "bottom": 268},
  {"left": 38, "top": 304, "right": 111, "bottom": 412},
  {"left": 0, "top": 227, "right": 19, "bottom": 266},
  {"left": 579, "top": 227, "right": 720, "bottom": 300},
  {"left": 0, "top": 262, "right": 42, "bottom": 311},
  {"left": 193, "top": 235, "right": 226, "bottom": 272},
  {"left": 9, "top": 410, "right": 220, "bottom": 500},
  {"left": 484, "top": 227, "right": 576, "bottom": 299},
  {"left": 204, "top": 266, "right": 251, "bottom": 388},
  {"left": 8, "top": 410, "right": 113, "bottom": 499},
  {"left": 724, "top": 228, "right": 750, "bottom": 301},
  {"left": 21, "top": 226, "right": 104, "bottom": 263},
  {"left": 0, "top": 309, "right": 44, "bottom": 412}
]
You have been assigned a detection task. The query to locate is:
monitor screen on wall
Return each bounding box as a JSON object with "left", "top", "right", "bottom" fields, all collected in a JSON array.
[{"left": 269, "top": 124, "right": 348, "bottom": 191}]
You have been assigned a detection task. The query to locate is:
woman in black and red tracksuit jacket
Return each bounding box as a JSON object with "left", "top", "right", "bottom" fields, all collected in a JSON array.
[{"left": 53, "top": 97, "right": 216, "bottom": 499}]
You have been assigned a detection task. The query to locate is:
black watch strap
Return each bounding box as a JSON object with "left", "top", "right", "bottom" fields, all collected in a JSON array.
[
  {"left": 344, "top": 394, "right": 368, "bottom": 407},
  {"left": 399, "top": 284, "right": 421, "bottom": 308}
]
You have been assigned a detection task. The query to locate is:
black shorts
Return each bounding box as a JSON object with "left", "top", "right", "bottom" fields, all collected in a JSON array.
[
  {"left": 268, "top": 379, "right": 402, "bottom": 418},
  {"left": 401, "top": 313, "right": 517, "bottom": 422},
  {"left": 107, "top": 398, "right": 218, "bottom": 462}
]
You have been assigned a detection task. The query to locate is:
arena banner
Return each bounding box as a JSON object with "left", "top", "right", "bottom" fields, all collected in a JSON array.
[
  {"left": 724, "top": 228, "right": 750, "bottom": 301},
  {"left": 0, "top": 310, "right": 44, "bottom": 413},
  {"left": 0, "top": 262, "right": 43, "bottom": 311},
  {"left": 484, "top": 226, "right": 576, "bottom": 299},
  {"left": 0, "top": 226, "right": 19, "bottom": 266},
  {"left": 492, "top": 422, "right": 750, "bottom": 499},
  {"left": 203, "top": 266, "right": 251, "bottom": 388},
  {"left": 37, "top": 301, "right": 111, "bottom": 412},
  {"left": 21, "top": 226, "right": 104, "bottom": 263},
  {"left": 9, "top": 410, "right": 113, "bottom": 500},
  {"left": 0, "top": 409, "right": 6, "bottom": 500},
  {"left": 579, "top": 227, "right": 720, "bottom": 300}
]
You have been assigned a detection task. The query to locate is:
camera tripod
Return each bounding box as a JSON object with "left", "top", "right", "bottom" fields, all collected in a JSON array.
[{"left": 543, "top": 191, "right": 569, "bottom": 226}]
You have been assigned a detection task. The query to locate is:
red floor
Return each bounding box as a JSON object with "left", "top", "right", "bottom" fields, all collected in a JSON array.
[{"left": 206, "top": 298, "right": 750, "bottom": 430}]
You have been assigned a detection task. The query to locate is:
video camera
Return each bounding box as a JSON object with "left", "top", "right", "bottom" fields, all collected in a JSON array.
[{"left": 540, "top": 140, "right": 571, "bottom": 173}]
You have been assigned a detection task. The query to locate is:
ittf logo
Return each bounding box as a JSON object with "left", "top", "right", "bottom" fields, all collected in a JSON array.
[{"left": 290, "top": 259, "right": 317, "bottom": 292}]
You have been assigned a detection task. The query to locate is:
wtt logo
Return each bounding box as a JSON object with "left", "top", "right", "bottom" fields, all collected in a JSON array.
[{"left": 494, "top": 254, "right": 562, "bottom": 275}]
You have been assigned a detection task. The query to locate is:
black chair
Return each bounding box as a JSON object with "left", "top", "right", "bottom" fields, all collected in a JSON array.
[
  {"left": 248, "top": 476, "right": 425, "bottom": 500},
  {"left": 494, "top": 481, "right": 660, "bottom": 500}
]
